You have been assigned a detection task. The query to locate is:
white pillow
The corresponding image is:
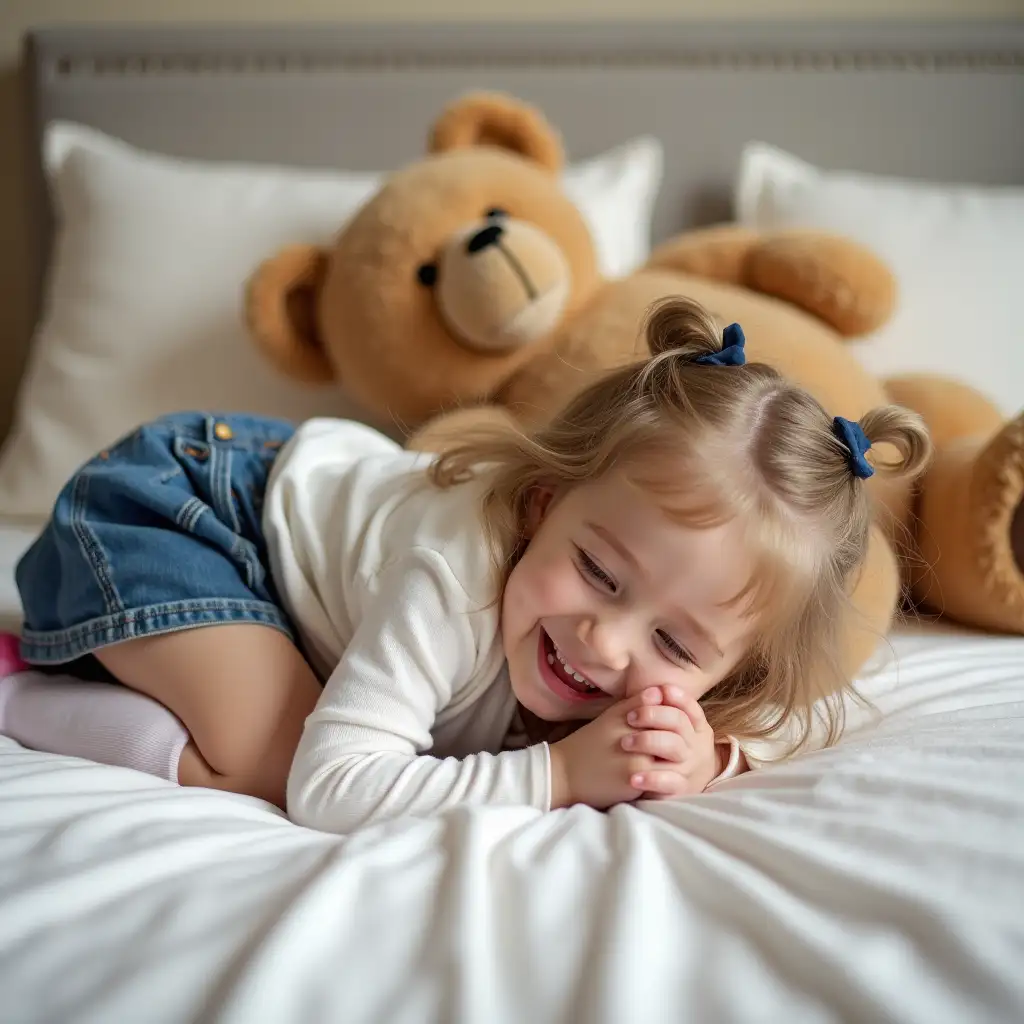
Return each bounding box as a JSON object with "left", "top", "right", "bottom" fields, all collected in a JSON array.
[
  {"left": 0, "top": 122, "right": 663, "bottom": 522},
  {"left": 736, "top": 142, "right": 1024, "bottom": 416}
]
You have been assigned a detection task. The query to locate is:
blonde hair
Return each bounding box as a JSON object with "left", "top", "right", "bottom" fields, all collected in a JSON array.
[{"left": 431, "top": 297, "right": 932, "bottom": 750}]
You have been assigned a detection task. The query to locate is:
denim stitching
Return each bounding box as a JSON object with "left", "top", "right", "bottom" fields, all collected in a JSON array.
[
  {"left": 21, "top": 597, "right": 294, "bottom": 664},
  {"left": 69, "top": 471, "right": 123, "bottom": 616},
  {"left": 214, "top": 441, "right": 242, "bottom": 535},
  {"left": 175, "top": 496, "right": 207, "bottom": 533},
  {"left": 231, "top": 535, "right": 260, "bottom": 592}
]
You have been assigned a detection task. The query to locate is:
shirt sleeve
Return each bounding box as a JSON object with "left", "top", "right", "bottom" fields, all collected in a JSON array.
[
  {"left": 286, "top": 548, "right": 551, "bottom": 834},
  {"left": 704, "top": 736, "right": 746, "bottom": 791}
]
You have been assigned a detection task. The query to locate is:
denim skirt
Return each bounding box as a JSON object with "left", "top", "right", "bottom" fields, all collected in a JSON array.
[{"left": 17, "top": 412, "right": 297, "bottom": 668}]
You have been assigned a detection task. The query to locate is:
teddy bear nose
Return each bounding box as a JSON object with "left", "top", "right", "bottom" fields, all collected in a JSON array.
[{"left": 466, "top": 223, "right": 505, "bottom": 254}]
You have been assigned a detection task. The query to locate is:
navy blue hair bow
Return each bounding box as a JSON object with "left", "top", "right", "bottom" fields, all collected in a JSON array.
[
  {"left": 695, "top": 323, "right": 746, "bottom": 367},
  {"left": 832, "top": 416, "right": 874, "bottom": 479}
]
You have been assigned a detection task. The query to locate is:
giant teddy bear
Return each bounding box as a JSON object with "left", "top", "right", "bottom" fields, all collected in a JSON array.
[{"left": 246, "top": 92, "right": 1024, "bottom": 678}]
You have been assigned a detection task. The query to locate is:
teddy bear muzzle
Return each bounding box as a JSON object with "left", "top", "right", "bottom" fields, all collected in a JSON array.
[{"left": 435, "top": 216, "right": 571, "bottom": 353}]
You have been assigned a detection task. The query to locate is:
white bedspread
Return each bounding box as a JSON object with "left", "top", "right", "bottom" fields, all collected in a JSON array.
[{"left": 2, "top": 622, "right": 1023, "bottom": 1023}]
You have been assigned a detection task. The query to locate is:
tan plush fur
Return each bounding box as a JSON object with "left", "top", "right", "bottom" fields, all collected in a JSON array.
[{"left": 246, "top": 91, "right": 1024, "bottom": 673}]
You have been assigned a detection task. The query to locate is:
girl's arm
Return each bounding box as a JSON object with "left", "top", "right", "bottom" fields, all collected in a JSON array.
[{"left": 287, "top": 550, "right": 550, "bottom": 834}]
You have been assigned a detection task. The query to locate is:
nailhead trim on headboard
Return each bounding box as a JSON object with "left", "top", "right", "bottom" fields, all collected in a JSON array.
[{"left": 48, "top": 47, "right": 1023, "bottom": 78}]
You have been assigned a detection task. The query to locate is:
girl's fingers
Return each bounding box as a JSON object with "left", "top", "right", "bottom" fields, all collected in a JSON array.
[
  {"left": 626, "top": 704, "right": 692, "bottom": 735},
  {"left": 603, "top": 688, "right": 663, "bottom": 728},
  {"left": 615, "top": 687, "right": 664, "bottom": 717},
  {"left": 630, "top": 768, "right": 691, "bottom": 797},
  {"left": 639, "top": 685, "right": 665, "bottom": 707},
  {"left": 659, "top": 687, "right": 712, "bottom": 735},
  {"left": 622, "top": 728, "right": 687, "bottom": 762}
]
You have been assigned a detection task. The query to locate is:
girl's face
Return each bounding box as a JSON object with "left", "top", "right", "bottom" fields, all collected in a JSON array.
[{"left": 501, "top": 469, "right": 757, "bottom": 723}]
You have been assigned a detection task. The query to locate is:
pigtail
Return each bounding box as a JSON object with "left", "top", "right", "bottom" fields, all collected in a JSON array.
[
  {"left": 643, "top": 297, "right": 723, "bottom": 360},
  {"left": 859, "top": 406, "right": 932, "bottom": 481}
]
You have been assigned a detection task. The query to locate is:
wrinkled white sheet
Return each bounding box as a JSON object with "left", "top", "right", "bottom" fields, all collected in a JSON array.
[{"left": 2, "top": 622, "right": 1023, "bottom": 1023}]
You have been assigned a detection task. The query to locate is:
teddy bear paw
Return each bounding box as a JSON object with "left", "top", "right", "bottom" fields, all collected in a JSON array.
[{"left": 974, "top": 412, "right": 1024, "bottom": 625}]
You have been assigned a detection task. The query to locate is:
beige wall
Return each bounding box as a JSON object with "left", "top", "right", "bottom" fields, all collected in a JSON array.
[{"left": 0, "top": 0, "right": 1019, "bottom": 445}]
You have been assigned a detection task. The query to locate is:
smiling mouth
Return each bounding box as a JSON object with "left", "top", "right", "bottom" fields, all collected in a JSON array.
[{"left": 540, "top": 629, "right": 604, "bottom": 698}]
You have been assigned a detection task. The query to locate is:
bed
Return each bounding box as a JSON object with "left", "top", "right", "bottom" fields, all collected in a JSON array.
[{"left": 2, "top": 20, "right": 1024, "bottom": 1023}]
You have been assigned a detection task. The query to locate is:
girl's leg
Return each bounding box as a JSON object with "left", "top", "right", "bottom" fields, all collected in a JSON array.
[
  {"left": 0, "top": 667, "right": 189, "bottom": 782},
  {"left": 96, "top": 623, "right": 322, "bottom": 808}
]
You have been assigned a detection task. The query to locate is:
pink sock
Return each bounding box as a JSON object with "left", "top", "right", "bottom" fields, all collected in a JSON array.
[
  {"left": 0, "top": 637, "right": 188, "bottom": 783},
  {"left": 0, "top": 632, "right": 26, "bottom": 676}
]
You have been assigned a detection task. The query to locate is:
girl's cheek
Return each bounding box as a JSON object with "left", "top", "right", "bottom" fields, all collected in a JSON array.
[
  {"left": 534, "top": 562, "right": 584, "bottom": 609},
  {"left": 514, "top": 543, "right": 585, "bottom": 611},
  {"left": 505, "top": 559, "right": 561, "bottom": 619}
]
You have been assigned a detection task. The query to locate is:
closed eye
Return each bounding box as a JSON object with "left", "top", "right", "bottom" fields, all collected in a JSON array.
[
  {"left": 656, "top": 630, "right": 697, "bottom": 667},
  {"left": 576, "top": 547, "right": 617, "bottom": 593}
]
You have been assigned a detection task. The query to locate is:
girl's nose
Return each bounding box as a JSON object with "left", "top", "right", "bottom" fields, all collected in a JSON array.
[{"left": 576, "top": 616, "right": 630, "bottom": 673}]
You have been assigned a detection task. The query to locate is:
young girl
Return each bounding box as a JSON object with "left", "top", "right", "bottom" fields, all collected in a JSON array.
[{"left": 0, "top": 298, "right": 930, "bottom": 831}]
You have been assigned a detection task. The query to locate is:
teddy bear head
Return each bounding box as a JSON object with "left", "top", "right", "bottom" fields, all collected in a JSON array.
[{"left": 246, "top": 93, "right": 601, "bottom": 426}]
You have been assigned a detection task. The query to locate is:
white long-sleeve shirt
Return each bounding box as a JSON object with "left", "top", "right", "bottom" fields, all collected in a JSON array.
[{"left": 263, "top": 419, "right": 550, "bottom": 834}]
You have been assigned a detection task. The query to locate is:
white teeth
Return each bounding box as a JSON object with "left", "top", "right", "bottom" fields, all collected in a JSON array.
[
  {"left": 551, "top": 639, "right": 600, "bottom": 693},
  {"left": 547, "top": 654, "right": 554, "bottom": 665}
]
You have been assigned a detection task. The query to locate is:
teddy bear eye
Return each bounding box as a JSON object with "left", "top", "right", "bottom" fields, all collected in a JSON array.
[
  {"left": 417, "top": 263, "right": 438, "bottom": 287},
  {"left": 485, "top": 207, "right": 508, "bottom": 220}
]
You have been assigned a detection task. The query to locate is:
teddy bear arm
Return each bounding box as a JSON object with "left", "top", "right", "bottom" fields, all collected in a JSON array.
[
  {"left": 645, "top": 225, "right": 763, "bottom": 284},
  {"left": 647, "top": 227, "right": 896, "bottom": 338},
  {"left": 743, "top": 232, "right": 897, "bottom": 338}
]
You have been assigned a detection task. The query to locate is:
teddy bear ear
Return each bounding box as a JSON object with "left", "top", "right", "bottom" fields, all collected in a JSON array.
[
  {"left": 245, "top": 246, "right": 336, "bottom": 384},
  {"left": 428, "top": 91, "right": 565, "bottom": 174}
]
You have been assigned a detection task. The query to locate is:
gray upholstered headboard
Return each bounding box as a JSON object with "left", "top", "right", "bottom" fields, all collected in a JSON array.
[{"left": 18, "top": 19, "right": 1024, "bottom": 372}]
